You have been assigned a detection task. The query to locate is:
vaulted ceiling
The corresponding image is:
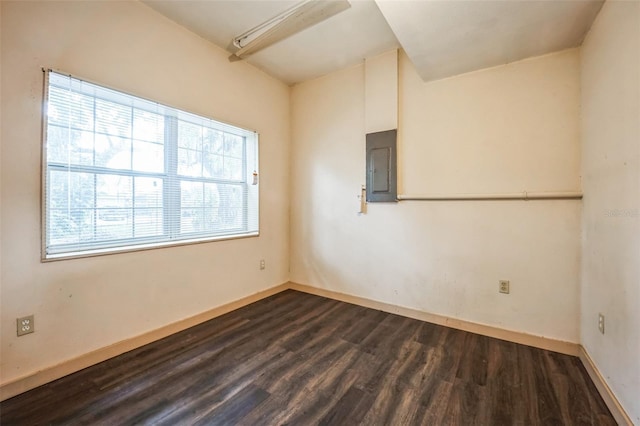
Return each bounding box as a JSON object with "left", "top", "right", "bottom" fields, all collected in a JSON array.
[{"left": 143, "top": 0, "right": 604, "bottom": 85}]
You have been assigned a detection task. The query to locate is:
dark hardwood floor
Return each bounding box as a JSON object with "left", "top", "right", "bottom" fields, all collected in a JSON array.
[{"left": 0, "top": 290, "right": 615, "bottom": 425}]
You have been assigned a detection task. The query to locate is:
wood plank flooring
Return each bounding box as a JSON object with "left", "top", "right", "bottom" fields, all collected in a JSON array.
[{"left": 0, "top": 290, "right": 615, "bottom": 425}]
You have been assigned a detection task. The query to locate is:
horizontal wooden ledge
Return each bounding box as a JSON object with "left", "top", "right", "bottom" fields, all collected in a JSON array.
[{"left": 397, "top": 191, "right": 583, "bottom": 201}]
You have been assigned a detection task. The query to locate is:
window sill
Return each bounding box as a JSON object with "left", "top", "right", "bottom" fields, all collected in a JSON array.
[{"left": 42, "top": 232, "right": 259, "bottom": 262}]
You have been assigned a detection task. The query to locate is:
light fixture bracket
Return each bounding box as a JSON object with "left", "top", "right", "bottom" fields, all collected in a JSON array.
[{"left": 229, "top": 0, "right": 351, "bottom": 62}]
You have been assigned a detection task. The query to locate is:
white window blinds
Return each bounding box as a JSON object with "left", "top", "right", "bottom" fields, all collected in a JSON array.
[{"left": 43, "top": 70, "right": 259, "bottom": 259}]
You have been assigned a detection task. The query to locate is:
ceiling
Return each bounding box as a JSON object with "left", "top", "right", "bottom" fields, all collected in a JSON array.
[
  {"left": 376, "top": 0, "right": 604, "bottom": 82},
  {"left": 143, "top": 0, "right": 604, "bottom": 86}
]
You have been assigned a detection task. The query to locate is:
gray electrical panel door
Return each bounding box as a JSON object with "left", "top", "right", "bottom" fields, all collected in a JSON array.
[{"left": 366, "top": 129, "right": 397, "bottom": 202}]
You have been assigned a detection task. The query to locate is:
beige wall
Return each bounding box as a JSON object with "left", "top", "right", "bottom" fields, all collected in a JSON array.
[
  {"left": 2, "top": 1, "right": 637, "bottom": 419},
  {"left": 581, "top": 1, "right": 640, "bottom": 423},
  {"left": 0, "top": 1, "right": 290, "bottom": 385},
  {"left": 291, "top": 49, "right": 582, "bottom": 342}
]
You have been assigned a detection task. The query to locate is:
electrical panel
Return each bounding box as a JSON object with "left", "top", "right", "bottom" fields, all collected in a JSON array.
[{"left": 366, "top": 129, "right": 397, "bottom": 202}]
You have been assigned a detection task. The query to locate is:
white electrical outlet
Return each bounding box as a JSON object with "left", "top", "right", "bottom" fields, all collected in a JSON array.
[
  {"left": 499, "top": 280, "right": 510, "bottom": 294},
  {"left": 260, "top": 259, "right": 265, "bottom": 270},
  {"left": 17, "top": 315, "right": 34, "bottom": 336},
  {"left": 598, "top": 313, "right": 605, "bottom": 334}
]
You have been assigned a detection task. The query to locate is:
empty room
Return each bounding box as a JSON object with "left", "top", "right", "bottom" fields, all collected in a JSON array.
[{"left": 1, "top": 0, "right": 638, "bottom": 424}]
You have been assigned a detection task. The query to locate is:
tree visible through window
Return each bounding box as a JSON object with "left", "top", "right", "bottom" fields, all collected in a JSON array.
[{"left": 43, "top": 70, "right": 259, "bottom": 259}]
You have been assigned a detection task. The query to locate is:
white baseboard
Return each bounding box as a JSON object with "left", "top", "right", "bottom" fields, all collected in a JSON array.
[
  {"left": 291, "top": 282, "right": 634, "bottom": 424},
  {"left": 2, "top": 280, "right": 632, "bottom": 426},
  {"left": 0, "top": 282, "right": 289, "bottom": 402},
  {"left": 579, "top": 346, "right": 634, "bottom": 426},
  {"left": 289, "top": 282, "right": 580, "bottom": 356}
]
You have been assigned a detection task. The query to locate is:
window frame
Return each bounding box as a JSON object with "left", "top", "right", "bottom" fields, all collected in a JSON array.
[{"left": 41, "top": 69, "right": 260, "bottom": 261}]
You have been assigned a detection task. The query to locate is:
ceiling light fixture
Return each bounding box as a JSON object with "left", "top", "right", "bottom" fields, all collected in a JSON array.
[{"left": 229, "top": 0, "right": 351, "bottom": 62}]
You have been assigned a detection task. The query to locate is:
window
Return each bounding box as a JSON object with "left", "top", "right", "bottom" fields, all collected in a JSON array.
[{"left": 42, "top": 70, "right": 259, "bottom": 259}]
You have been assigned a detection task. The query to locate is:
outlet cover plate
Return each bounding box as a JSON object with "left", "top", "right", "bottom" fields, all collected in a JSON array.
[
  {"left": 499, "top": 280, "right": 510, "bottom": 294},
  {"left": 17, "top": 315, "right": 34, "bottom": 336},
  {"left": 598, "top": 313, "right": 605, "bottom": 334}
]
